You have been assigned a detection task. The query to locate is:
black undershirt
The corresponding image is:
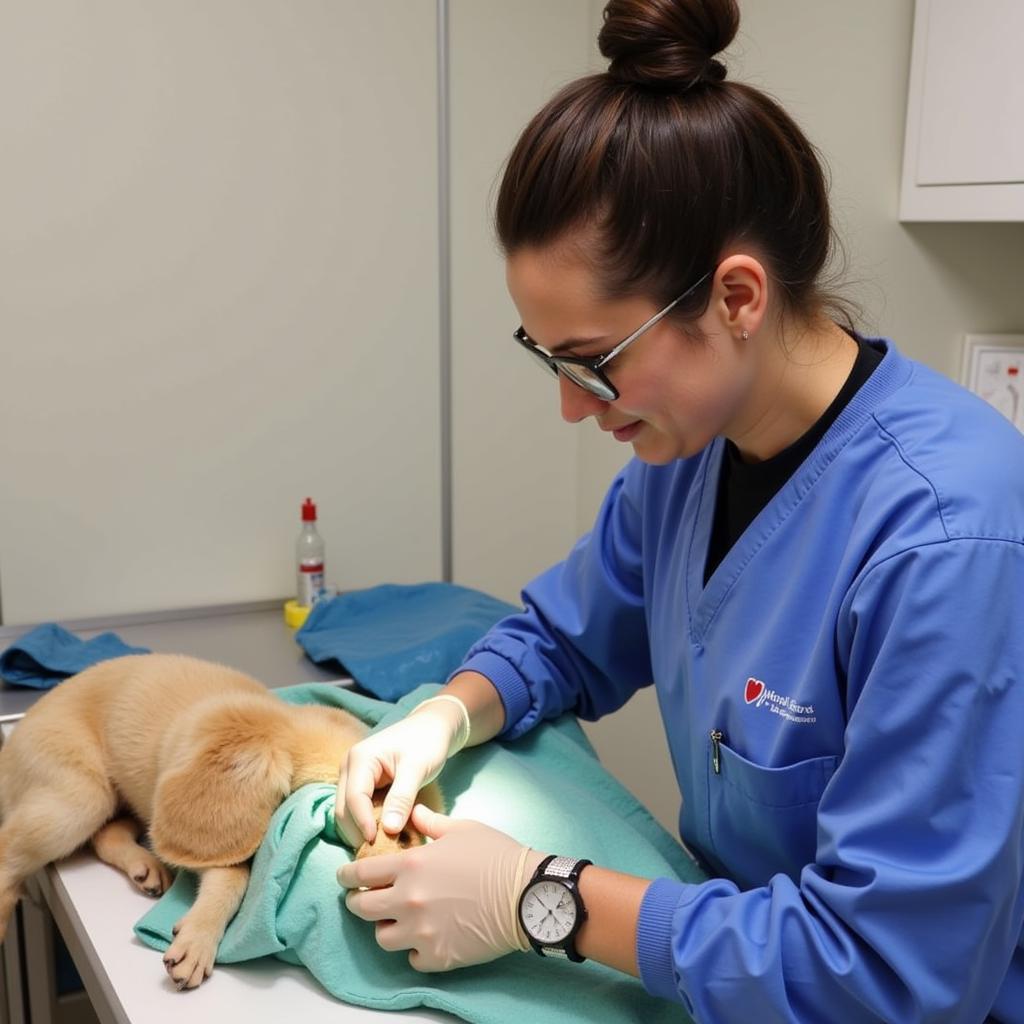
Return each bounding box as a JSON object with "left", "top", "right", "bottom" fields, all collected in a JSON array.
[{"left": 703, "top": 335, "right": 884, "bottom": 586}]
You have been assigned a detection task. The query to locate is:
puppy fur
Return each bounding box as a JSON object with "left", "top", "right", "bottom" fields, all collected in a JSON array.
[{"left": 0, "top": 653, "right": 442, "bottom": 989}]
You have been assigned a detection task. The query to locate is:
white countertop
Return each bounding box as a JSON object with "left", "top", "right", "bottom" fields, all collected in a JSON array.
[{"left": 42, "top": 851, "right": 449, "bottom": 1024}]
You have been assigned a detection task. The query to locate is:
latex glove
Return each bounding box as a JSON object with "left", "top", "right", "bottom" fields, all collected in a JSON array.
[
  {"left": 335, "top": 695, "right": 470, "bottom": 848},
  {"left": 338, "top": 804, "right": 547, "bottom": 972}
]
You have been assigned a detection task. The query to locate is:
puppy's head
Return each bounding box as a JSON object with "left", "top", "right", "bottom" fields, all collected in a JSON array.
[{"left": 151, "top": 698, "right": 293, "bottom": 869}]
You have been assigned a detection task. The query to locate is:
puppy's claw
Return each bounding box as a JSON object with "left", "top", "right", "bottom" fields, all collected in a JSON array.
[
  {"left": 163, "top": 918, "right": 219, "bottom": 989},
  {"left": 127, "top": 859, "right": 171, "bottom": 898}
]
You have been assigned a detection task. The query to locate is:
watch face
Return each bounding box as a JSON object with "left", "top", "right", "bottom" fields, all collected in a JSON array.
[{"left": 521, "top": 880, "right": 577, "bottom": 944}]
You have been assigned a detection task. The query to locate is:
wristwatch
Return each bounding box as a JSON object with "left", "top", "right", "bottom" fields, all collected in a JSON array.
[{"left": 517, "top": 855, "right": 592, "bottom": 962}]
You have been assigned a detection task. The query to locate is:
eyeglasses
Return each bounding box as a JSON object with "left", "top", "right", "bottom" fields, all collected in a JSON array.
[{"left": 513, "top": 270, "right": 711, "bottom": 401}]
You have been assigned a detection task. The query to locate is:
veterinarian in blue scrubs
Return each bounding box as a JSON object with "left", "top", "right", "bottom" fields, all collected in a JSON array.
[{"left": 336, "top": 1, "right": 1024, "bottom": 1020}]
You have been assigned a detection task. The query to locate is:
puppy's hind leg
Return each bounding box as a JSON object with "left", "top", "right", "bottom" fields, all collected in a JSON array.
[
  {"left": 162, "top": 863, "right": 249, "bottom": 990},
  {"left": 92, "top": 817, "right": 174, "bottom": 897},
  {"left": 0, "top": 783, "right": 117, "bottom": 944}
]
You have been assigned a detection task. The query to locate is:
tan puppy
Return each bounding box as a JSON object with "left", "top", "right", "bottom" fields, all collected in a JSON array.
[{"left": 0, "top": 653, "right": 441, "bottom": 989}]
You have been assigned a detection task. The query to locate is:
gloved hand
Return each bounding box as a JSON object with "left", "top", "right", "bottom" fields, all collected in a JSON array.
[
  {"left": 335, "top": 695, "right": 471, "bottom": 848},
  {"left": 338, "top": 804, "right": 547, "bottom": 972}
]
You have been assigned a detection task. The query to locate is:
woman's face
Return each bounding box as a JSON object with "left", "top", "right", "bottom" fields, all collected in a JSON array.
[{"left": 505, "top": 242, "right": 760, "bottom": 465}]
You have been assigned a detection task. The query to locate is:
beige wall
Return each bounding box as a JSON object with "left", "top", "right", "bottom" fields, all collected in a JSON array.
[
  {"left": 449, "top": 0, "right": 601, "bottom": 603},
  {"left": 0, "top": 2, "right": 443, "bottom": 623},
  {"left": 577, "top": 0, "right": 1024, "bottom": 831}
]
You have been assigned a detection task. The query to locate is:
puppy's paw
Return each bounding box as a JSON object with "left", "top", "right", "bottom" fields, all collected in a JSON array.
[
  {"left": 129, "top": 853, "right": 174, "bottom": 898},
  {"left": 355, "top": 784, "right": 443, "bottom": 859},
  {"left": 162, "top": 917, "right": 219, "bottom": 990},
  {"left": 355, "top": 816, "right": 426, "bottom": 860}
]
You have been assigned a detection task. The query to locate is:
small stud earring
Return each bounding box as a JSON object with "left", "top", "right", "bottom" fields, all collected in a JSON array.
[{"left": 741, "top": 329, "right": 749, "bottom": 341}]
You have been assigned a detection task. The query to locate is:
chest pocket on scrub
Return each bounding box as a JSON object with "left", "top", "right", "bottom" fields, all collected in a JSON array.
[{"left": 707, "top": 735, "right": 838, "bottom": 890}]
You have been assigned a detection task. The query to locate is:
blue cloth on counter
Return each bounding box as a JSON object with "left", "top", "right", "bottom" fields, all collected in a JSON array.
[
  {"left": 295, "top": 583, "right": 518, "bottom": 701},
  {"left": 0, "top": 622, "right": 150, "bottom": 689},
  {"left": 135, "top": 682, "right": 706, "bottom": 1024}
]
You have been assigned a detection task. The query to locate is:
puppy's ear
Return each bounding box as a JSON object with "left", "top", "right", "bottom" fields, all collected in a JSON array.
[{"left": 150, "top": 742, "right": 293, "bottom": 869}]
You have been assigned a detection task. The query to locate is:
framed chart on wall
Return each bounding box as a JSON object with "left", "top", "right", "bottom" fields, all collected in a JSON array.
[{"left": 961, "top": 334, "right": 1024, "bottom": 434}]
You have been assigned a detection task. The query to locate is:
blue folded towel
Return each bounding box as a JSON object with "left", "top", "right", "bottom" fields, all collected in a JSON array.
[
  {"left": 295, "top": 583, "right": 518, "bottom": 701},
  {"left": 0, "top": 622, "right": 150, "bottom": 689}
]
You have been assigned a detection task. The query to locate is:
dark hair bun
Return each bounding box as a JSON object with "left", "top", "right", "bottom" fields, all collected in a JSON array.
[{"left": 599, "top": 0, "right": 739, "bottom": 91}]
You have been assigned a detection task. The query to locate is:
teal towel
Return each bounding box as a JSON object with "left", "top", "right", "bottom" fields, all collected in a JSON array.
[{"left": 135, "top": 684, "right": 705, "bottom": 1023}]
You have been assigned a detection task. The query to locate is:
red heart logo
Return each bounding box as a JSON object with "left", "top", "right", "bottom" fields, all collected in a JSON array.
[{"left": 744, "top": 678, "right": 765, "bottom": 704}]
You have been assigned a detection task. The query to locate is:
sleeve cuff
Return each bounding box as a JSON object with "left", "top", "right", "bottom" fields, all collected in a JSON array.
[
  {"left": 637, "top": 876, "right": 687, "bottom": 1003},
  {"left": 449, "top": 651, "right": 532, "bottom": 737}
]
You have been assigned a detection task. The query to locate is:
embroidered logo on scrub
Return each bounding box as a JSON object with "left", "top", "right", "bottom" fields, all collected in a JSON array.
[{"left": 744, "top": 677, "right": 816, "bottom": 724}]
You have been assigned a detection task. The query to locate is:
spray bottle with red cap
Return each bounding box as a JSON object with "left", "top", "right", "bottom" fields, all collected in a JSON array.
[{"left": 296, "top": 497, "right": 325, "bottom": 608}]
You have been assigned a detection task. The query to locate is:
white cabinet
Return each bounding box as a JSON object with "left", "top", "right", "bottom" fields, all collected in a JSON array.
[{"left": 900, "top": 0, "right": 1024, "bottom": 221}]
